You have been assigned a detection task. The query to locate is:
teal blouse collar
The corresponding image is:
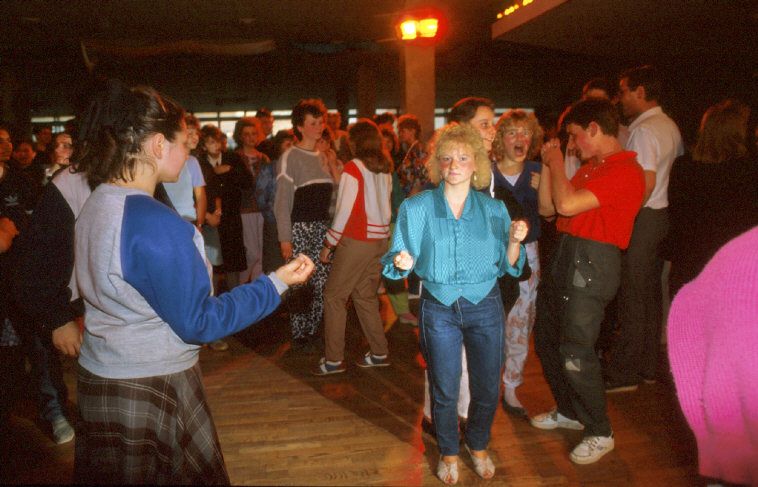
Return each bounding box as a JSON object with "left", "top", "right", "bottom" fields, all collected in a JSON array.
[{"left": 433, "top": 181, "right": 475, "bottom": 221}]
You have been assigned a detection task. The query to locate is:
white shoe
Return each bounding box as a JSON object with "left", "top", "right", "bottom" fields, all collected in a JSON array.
[
  {"left": 530, "top": 409, "right": 584, "bottom": 430},
  {"left": 570, "top": 434, "right": 615, "bottom": 464},
  {"left": 52, "top": 417, "right": 75, "bottom": 444}
]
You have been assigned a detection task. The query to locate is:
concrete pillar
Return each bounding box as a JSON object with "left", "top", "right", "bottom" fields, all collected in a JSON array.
[
  {"left": 400, "top": 44, "right": 435, "bottom": 142},
  {"left": 356, "top": 59, "right": 377, "bottom": 120}
]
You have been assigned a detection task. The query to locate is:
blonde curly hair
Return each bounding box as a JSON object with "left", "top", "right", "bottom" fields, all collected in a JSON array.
[
  {"left": 491, "top": 110, "right": 544, "bottom": 162},
  {"left": 427, "top": 122, "right": 492, "bottom": 190}
]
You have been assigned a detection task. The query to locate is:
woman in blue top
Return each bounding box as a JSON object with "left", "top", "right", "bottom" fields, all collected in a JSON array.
[
  {"left": 383, "top": 123, "right": 526, "bottom": 484},
  {"left": 490, "top": 110, "right": 544, "bottom": 418}
]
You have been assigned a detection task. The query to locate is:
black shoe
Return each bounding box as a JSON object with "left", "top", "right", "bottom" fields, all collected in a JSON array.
[
  {"left": 421, "top": 417, "right": 436, "bottom": 436},
  {"left": 501, "top": 397, "right": 528, "bottom": 418}
]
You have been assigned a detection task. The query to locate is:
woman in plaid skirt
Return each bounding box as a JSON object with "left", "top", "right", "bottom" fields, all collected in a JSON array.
[{"left": 72, "top": 80, "right": 314, "bottom": 485}]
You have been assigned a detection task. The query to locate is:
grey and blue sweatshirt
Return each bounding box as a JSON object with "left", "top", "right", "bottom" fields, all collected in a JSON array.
[{"left": 75, "top": 184, "right": 285, "bottom": 379}]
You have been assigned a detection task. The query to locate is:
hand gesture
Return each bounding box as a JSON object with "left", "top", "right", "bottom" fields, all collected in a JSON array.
[
  {"left": 510, "top": 220, "right": 528, "bottom": 244},
  {"left": 540, "top": 138, "right": 563, "bottom": 171},
  {"left": 205, "top": 208, "right": 221, "bottom": 227},
  {"left": 530, "top": 171, "right": 540, "bottom": 190},
  {"left": 393, "top": 250, "right": 414, "bottom": 270},
  {"left": 52, "top": 321, "right": 82, "bottom": 357},
  {"left": 319, "top": 246, "right": 333, "bottom": 264},
  {"left": 280, "top": 241, "right": 293, "bottom": 261},
  {"left": 274, "top": 253, "right": 315, "bottom": 286}
]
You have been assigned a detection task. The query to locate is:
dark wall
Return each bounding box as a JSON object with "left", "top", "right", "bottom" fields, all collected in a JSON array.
[{"left": 10, "top": 40, "right": 757, "bottom": 145}]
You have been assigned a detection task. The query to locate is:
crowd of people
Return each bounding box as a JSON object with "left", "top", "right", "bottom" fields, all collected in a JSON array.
[{"left": 0, "top": 64, "right": 756, "bottom": 485}]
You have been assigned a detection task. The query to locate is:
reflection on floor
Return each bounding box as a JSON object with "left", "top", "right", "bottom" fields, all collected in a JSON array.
[{"left": 1, "top": 295, "right": 700, "bottom": 485}]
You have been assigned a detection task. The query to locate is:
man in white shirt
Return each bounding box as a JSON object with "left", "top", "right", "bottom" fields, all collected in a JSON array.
[{"left": 605, "top": 66, "right": 684, "bottom": 392}]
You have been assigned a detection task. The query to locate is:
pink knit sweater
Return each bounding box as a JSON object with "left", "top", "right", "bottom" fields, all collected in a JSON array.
[{"left": 668, "top": 226, "right": 758, "bottom": 486}]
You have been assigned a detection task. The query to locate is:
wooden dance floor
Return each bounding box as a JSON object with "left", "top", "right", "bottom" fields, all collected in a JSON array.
[{"left": 1, "top": 295, "right": 700, "bottom": 485}]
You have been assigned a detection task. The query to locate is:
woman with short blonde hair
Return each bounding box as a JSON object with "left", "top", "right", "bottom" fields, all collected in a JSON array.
[
  {"left": 426, "top": 123, "right": 492, "bottom": 190},
  {"left": 384, "top": 122, "right": 526, "bottom": 484}
]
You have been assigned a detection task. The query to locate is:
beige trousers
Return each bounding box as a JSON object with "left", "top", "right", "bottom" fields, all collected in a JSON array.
[{"left": 323, "top": 237, "right": 389, "bottom": 362}]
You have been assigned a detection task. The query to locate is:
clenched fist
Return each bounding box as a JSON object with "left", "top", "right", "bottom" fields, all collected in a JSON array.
[
  {"left": 510, "top": 220, "right": 528, "bottom": 244},
  {"left": 393, "top": 250, "right": 414, "bottom": 271}
]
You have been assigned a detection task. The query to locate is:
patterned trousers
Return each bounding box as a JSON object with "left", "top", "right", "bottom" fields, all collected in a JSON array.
[
  {"left": 289, "top": 220, "right": 331, "bottom": 339},
  {"left": 503, "top": 241, "right": 540, "bottom": 388}
]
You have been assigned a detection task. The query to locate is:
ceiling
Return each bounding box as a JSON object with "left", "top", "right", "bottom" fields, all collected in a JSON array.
[
  {"left": 1, "top": 0, "right": 493, "bottom": 61},
  {"left": 492, "top": 0, "right": 758, "bottom": 65},
  {"left": 1, "top": 0, "right": 756, "bottom": 123}
]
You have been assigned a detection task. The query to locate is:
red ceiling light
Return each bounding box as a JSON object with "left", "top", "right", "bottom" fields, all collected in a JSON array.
[{"left": 396, "top": 8, "right": 446, "bottom": 44}]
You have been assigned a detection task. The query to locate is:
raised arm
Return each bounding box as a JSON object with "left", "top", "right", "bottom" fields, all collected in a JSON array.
[{"left": 541, "top": 138, "right": 599, "bottom": 217}]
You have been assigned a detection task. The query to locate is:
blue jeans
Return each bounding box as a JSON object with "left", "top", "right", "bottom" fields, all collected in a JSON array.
[
  {"left": 30, "top": 335, "right": 68, "bottom": 423},
  {"left": 419, "top": 285, "right": 504, "bottom": 456}
]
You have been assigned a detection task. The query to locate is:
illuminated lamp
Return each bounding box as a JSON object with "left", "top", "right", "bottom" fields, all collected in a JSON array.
[
  {"left": 399, "top": 19, "right": 418, "bottom": 40},
  {"left": 395, "top": 7, "right": 446, "bottom": 44},
  {"left": 417, "top": 18, "right": 439, "bottom": 38}
]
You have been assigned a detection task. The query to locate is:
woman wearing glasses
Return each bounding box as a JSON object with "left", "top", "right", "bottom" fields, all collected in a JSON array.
[{"left": 491, "top": 111, "right": 544, "bottom": 418}]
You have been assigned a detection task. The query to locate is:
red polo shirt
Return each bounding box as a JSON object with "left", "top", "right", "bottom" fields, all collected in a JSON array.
[{"left": 556, "top": 151, "right": 644, "bottom": 249}]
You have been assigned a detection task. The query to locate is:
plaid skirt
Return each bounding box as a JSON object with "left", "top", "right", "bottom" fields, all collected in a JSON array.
[{"left": 75, "top": 363, "right": 229, "bottom": 485}]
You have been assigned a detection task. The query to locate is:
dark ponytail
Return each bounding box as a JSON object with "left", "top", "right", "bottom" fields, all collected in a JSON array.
[{"left": 75, "top": 80, "right": 185, "bottom": 188}]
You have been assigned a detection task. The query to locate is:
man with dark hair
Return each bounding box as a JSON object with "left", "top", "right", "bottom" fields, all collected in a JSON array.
[
  {"left": 448, "top": 97, "right": 495, "bottom": 125},
  {"left": 605, "top": 65, "right": 683, "bottom": 393},
  {"left": 532, "top": 98, "right": 645, "bottom": 464},
  {"left": 374, "top": 112, "right": 397, "bottom": 130},
  {"left": 255, "top": 107, "right": 276, "bottom": 160},
  {"left": 32, "top": 125, "right": 53, "bottom": 155},
  {"left": 581, "top": 78, "right": 613, "bottom": 100}
]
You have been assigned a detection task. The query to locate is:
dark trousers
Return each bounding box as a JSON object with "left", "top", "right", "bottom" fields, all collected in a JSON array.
[
  {"left": 30, "top": 334, "right": 69, "bottom": 422},
  {"left": 534, "top": 234, "right": 620, "bottom": 437},
  {"left": 607, "top": 208, "right": 668, "bottom": 383},
  {"left": 0, "top": 345, "right": 25, "bottom": 423},
  {"left": 261, "top": 220, "right": 284, "bottom": 274}
]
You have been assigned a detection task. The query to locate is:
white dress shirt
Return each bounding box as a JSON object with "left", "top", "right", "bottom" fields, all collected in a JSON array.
[{"left": 625, "top": 106, "right": 684, "bottom": 209}]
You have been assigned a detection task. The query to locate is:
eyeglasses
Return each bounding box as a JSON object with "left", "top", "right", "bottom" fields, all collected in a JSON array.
[{"left": 504, "top": 129, "right": 532, "bottom": 139}]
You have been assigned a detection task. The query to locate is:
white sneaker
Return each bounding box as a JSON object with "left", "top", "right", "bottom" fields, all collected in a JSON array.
[
  {"left": 530, "top": 409, "right": 584, "bottom": 430},
  {"left": 570, "top": 434, "right": 615, "bottom": 464},
  {"left": 52, "top": 417, "right": 75, "bottom": 444}
]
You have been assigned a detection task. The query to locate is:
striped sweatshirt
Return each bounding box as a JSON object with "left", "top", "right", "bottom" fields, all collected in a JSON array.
[
  {"left": 326, "top": 159, "right": 391, "bottom": 247},
  {"left": 274, "top": 146, "right": 334, "bottom": 242}
]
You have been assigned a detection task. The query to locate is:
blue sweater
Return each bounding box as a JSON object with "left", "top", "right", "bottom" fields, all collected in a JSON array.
[
  {"left": 382, "top": 183, "right": 525, "bottom": 306},
  {"left": 491, "top": 160, "right": 541, "bottom": 243}
]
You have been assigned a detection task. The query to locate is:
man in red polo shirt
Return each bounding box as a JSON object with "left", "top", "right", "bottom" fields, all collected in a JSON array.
[{"left": 531, "top": 98, "right": 645, "bottom": 464}]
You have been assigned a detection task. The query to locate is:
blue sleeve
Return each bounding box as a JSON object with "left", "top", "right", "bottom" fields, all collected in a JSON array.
[
  {"left": 187, "top": 156, "right": 206, "bottom": 187},
  {"left": 120, "top": 195, "right": 281, "bottom": 344},
  {"left": 493, "top": 199, "right": 526, "bottom": 278},
  {"left": 381, "top": 199, "right": 414, "bottom": 280}
]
